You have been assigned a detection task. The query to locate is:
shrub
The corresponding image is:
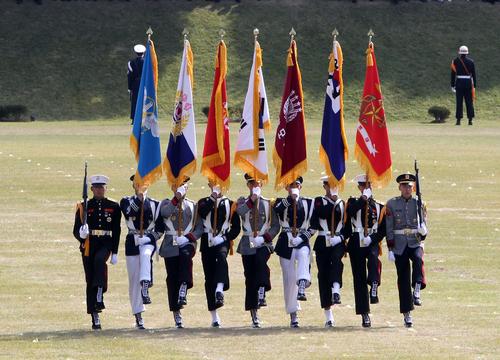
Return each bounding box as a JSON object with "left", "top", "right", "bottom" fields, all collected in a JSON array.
[
  {"left": 0, "top": 105, "right": 28, "bottom": 122},
  {"left": 427, "top": 106, "right": 450, "bottom": 123}
]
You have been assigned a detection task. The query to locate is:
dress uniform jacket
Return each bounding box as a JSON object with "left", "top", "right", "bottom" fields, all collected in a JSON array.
[
  {"left": 385, "top": 196, "right": 426, "bottom": 256},
  {"left": 157, "top": 197, "right": 203, "bottom": 258},
  {"left": 236, "top": 196, "right": 280, "bottom": 255},
  {"left": 311, "top": 196, "right": 346, "bottom": 251},
  {"left": 273, "top": 196, "right": 315, "bottom": 259},
  {"left": 120, "top": 196, "right": 162, "bottom": 256}
]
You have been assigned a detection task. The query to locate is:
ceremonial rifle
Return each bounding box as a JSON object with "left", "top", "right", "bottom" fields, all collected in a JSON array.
[
  {"left": 82, "top": 161, "right": 88, "bottom": 225},
  {"left": 414, "top": 160, "right": 424, "bottom": 226}
]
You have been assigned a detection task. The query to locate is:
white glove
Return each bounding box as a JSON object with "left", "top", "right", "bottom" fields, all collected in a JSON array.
[
  {"left": 291, "top": 236, "right": 303, "bottom": 247},
  {"left": 252, "top": 187, "right": 262, "bottom": 197},
  {"left": 290, "top": 188, "right": 300, "bottom": 198},
  {"left": 138, "top": 235, "right": 150, "bottom": 246},
  {"left": 451, "top": 87, "right": 456, "bottom": 93},
  {"left": 418, "top": 223, "right": 428, "bottom": 236},
  {"left": 362, "top": 188, "right": 372, "bottom": 199},
  {"left": 363, "top": 236, "right": 372, "bottom": 246},
  {"left": 211, "top": 235, "right": 224, "bottom": 247},
  {"left": 79, "top": 224, "right": 89, "bottom": 239},
  {"left": 110, "top": 253, "right": 118, "bottom": 265},
  {"left": 252, "top": 236, "right": 265, "bottom": 247},
  {"left": 176, "top": 185, "right": 187, "bottom": 197},
  {"left": 176, "top": 235, "right": 189, "bottom": 247},
  {"left": 330, "top": 235, "right": 342, "bottom": 246},
  {"left": 388, "top": 250, "right": 396, "bottom": 262}
]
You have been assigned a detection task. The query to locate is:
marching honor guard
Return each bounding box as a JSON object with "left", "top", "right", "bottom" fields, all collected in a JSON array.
[
  {"left": 73, "top": 175, "right": 121, "bottom": 330},
  {"left": 236, "top": 174, "right": 280, "bottom": 328},
  {"left": 197, "top": 182, "right": 241, "bottom": 327},
  {"left": 273, "top": 177, "right": 315, "bottom": 328},
  {"left": 385, "top": 173, "right": 428, "bottom": 328},
  {"left": 157, "top": 177, "right": 202, "bottom": 329},
  {"left": 310, "top": 176, "right": 346, "bottom": 327},
  {"left": 345, "top": 174, "right": 386, "bottom": 328},
  {"left": 120, "top": 175, "right": 161, "bottom": 330}
]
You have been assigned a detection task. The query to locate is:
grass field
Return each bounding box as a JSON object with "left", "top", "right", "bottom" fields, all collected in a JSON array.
[{"left": 1, "top": 118, "right": 499, "bottom": 359}]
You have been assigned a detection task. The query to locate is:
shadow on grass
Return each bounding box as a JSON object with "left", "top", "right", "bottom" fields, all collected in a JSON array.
[{"left": 0, "top": 324, "right": 397, "bottom": 342}]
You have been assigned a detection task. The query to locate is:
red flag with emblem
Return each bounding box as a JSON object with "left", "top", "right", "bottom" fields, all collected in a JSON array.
[
  {"left": 273, "top": 40, "right": 307, "bottom": 190},
  {"left": 201, "top": 40, "right": 231, "bottom": 190},
  {"left": 354, "top": 43, "right": 392, "bottom": 187}
]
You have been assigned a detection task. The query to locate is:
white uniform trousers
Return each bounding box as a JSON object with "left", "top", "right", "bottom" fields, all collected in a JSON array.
[
  {"left": 126, "top": 244, "right": 154, "bottom": 315},
  {"left": 279, "top": 246, "right": 311, "bottom": 314}
]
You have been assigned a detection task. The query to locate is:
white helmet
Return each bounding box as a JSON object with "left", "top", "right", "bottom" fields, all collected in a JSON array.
[
  {"left": 458, "top": 45, "right": 469, "bottom": 55},
  {"left": 133, "top": 44, "right": 146, "bottom": 54}
]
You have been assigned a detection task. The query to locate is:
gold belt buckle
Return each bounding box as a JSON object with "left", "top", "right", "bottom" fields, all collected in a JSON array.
[{"left": 404, "top": 229, "right": 412, "bottom": 236}]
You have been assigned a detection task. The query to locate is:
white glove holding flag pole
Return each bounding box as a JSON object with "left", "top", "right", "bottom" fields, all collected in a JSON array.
[
  {"left": 388, "top": 250, "right": 396, "bottom": 262},
  {"left": 418, "top": 223, "right": 428, "bottom": 236},
  {"left": 291, "top": 236, "right": 303, "bottom": 247},
  {"left": 451, "top": 87, "right": 456, "bottom": 93},
  {"left": 251, "top": 236, "right": 265, "bottom": 248},
  {"left": 176, "top": 185, "right": 187, "bottom": 198},
  {"left": 363, "top": 236, "right": 372, "bottom": 246},
  {"left": 362, "top": 188, "right": 372, "bottom": 199},
  {"left": 110, "top": 253, "right": 118, "bottom": 265},
  {"left": 211, "top": 235, "right": 224, "bottom": 247},
  {"left": 330, "top": 235, "right": 342, "bottom": 247},
  {"left": 252, "top": 187, "right": 262, "bottom": 197},
  {"left": 176, "top": 236, "right": 189, "bottom": 247},
  {"left": 134, "top": 235, "right": 150, "bottom": 246},
  {"left": 79, "top": 224, "right": 89, "bottom": 239}
]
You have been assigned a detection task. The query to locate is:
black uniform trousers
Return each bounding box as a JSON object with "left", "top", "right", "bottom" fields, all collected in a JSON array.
[
  {"left": 201, "top": 244, "right": 230, "bottom": 311},
  {"left": 316, "top": 239, "right": 345, "bottom": 309},
  {"left": 395, "top": 246, "right": 425, "bottom": 313},
  {"left": 82, "top": 244, "right": 110, "bottom": 314},
  {"left": 164, "top": 245, "right": 195, "bottom": 312},
  {"left": 348, "top": 235, "right": 382, "bottom": 315},
  {"left": 455, "top": 79, "right": 474, "bottom": 120},
  {"left": 242, "top": 247, "right": 272, "bottom": 311}
]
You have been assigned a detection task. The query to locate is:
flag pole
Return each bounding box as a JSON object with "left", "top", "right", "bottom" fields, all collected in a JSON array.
[
  {"left": 289, "top": 27, "right": 296, "bottom": 46},
  {"left": 288, "top": 27, "right": 298, "bottom": 238},
  {"left": 367, "top": 28, "right": 374, "bottom": 47},
  {"left": 332, "top": 28, "right": 339, "bottom": 51}
]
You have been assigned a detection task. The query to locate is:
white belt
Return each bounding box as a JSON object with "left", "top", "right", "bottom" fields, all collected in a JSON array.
[
  {"left": 91, "top": 230, "right": 112, "bottom": 236},
  {"left": 394, "top": 228, "right": 418, "bottom": 235},
  {"left": 243, "top": 231, "right": 259, "bottom": 236},
  {"left": 165, "top": 230, "right": 182, "bottom": 236},
  {"left": 457, "top": 75, "right": 471, "bottom": 79},
  {"left": 317, "top": 231, "right": 331, "bottom": 236}
]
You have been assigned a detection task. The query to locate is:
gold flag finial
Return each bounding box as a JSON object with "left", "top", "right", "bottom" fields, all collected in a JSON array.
[
  {"left": 146, "top": 26, "right": 153, "bottom": 40},
  {"left": 182, "top": 28, "right": 189, "bottom": 40},
  {"left": 219, "top": 29, "right": 226, "bottom": 41},
  {"left": 367, "top": 28, "right": 374, "bottom": 45},
  {"left": 253, "top": 28, "right": 259, "bottom": 41}
]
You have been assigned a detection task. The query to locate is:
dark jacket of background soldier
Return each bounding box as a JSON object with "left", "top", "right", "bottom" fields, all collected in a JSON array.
[
  {"left": 197, "top": 195, "right": 241, "bottom": 311},
  {"left": 127, "top": 55, "right": 144, "bottom": 120},
  {"left": 310, "top": 196, "right": 346, "bottom": 309},
  {"left": 73, "top": 197, "right": 121, "bottom": 314},
  {"left": 344, "top": 196, "right": 386, "bottom": 315},
  {"left": 451, "top": 55, "right": 476, "bottom": 121}
]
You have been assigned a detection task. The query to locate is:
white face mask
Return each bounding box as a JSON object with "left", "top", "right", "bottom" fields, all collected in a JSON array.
[
  {"left": 330, "top": 188, "right": 338, "bottom": 197},
  {"left": 291, "top": 188, "right": 300, "bottom": 197},
  {"left": 212, "top": 185, "right": 221, "bottom": 195},
  {"left": 252, "top": 187, "right": 262, "bottom": 197}
]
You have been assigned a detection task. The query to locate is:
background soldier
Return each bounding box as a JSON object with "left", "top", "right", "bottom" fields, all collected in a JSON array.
[
  {"left": 344, "top": 174, "right": 386, "bottom": 328},
  {"left": 197, "top": 182, "right": 241, "bottom": 327},
  {"left": 73, "top": 175, "right": 121, "bottom": 330},
  {"left": 451, "top": 45, "right": 477, "bottom": 125},
  {"left": 127, "top": 44, "right": 146, "bottom": 124},
  {"left": 120, "top": 175, "right": 162, "bottom": 330},
  {"left": 236, "top": 174, "right": 280, "bottom": 328},
  {"left": 157, "top": 178, "right": 202, "bottom": 329},
  {"left": 311, "top": 176, "right": 346, "bottom": 327},
  {"left": 385, "top": 173, "right": 428, "bottom": 328},
  {"left": 273, "top": 177, "right": 315, "bottom": 328}
]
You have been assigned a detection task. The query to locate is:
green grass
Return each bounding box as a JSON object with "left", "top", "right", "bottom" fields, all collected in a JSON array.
[
  {"left": 1, "top": 1, "right": 499, "bottom": 122},
  {"left": 0, "top": 119, "right": 499, "bottom": 358}
]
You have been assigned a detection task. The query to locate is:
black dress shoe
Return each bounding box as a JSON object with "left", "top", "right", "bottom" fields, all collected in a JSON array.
[
  {"left": 361, "top": 313, "right": 371, "bottom": 328},
  {"left": 258, "top": 298, "right": 267, "bottom": 307},
  {"left": 211, "top": 321, "right": 221, "bottom": 328},
  {"left": 95, "top": 301, "right": 105, "bottom": 311},
  {"left": 413, "top": 295, "right": 422, "bottom": 306},
  {"left": 135, "top": 314, "right": 145, "bottom": 330},
  {"left": 325, "top": 320, "right": 334, "bottom": 328},
  {"left": 297, "top": 292, "right": 307, "bottom": 301},
  {"left": 290, "top": 321, "right": 299, "bottom": 328},
  {"left": 91, "top": 313, "right": 101, "bottom": 330},
  {"left": 92, "top": 323, "right": 102, "bottom": 330},
  {"left": 178, "top": 296, "right": 187, "bottom": 306},
  {"left": 370, "top": 295, "right": 379, "bottom": 304},
  {"left": 404, "top": 312, "right": 413, "bottom": 328},
  {"left": 332, "top": 293, "right": 341, "bottom": 304},
  {"left": 142, "top": 295, "right": 151, "bottom": 305},
  {"left": 215, "top": 291, "right": 224, "bottom": 307}
]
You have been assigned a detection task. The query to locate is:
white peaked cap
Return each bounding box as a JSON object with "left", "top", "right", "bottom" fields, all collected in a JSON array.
[
  {"left": 90, "top": 175, "right": 109, "bottom": 185},
  {"left": 134, "top": 44, "right": 146, "bottom": 54}
]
